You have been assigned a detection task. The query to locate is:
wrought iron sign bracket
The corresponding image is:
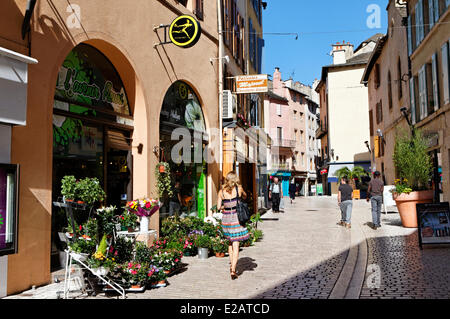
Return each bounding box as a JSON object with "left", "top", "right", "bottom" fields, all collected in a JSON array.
[{"left": 153, "top": 24, "right": 172, "bottom": 48}]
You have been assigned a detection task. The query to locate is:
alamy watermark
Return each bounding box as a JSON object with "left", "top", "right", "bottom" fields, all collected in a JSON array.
[
  {"left": 366, "top": 4, "right": 381, "bottom": 29},
  {"left": 366, "top": 264, "right": 381, "bottom": 289},
  {"left": 66, "top": 4, "right": 81, "bottom": 29}
]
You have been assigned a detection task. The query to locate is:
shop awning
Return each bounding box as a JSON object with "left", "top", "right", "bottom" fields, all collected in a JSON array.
[{"left": 0, "top": 47, "right": 38, "bottom": 126}]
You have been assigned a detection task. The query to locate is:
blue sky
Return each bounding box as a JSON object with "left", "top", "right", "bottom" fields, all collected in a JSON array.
[{"left": 262, "top": 0, "right": 389, "bottom": 86}]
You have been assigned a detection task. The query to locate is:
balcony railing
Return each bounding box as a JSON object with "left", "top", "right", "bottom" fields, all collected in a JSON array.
[
  {"left": 316, "top": 122, "right": 327, "bottom": 139},
  {"left": 272, "top": 138, "right": 296, "bottom": 148}
]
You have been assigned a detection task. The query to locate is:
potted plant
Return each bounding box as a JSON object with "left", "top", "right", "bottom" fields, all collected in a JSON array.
[
  {"left": 61, "top": 175, "right": 77, "bottom": 202},
  {"left": 88, "top": 234, "right": 110, "bottom": 276},
  {"left": 194, "top": 235, "right": 211, "bottom": 260},
  {"left": 68, "top": 237, "right": 95, "bottom": 262},
  {"left": 211, "top": 237, "right": 228, "bottom": 258},
  {"left": 334, "top": 166, "right": 368, "bottom": 197},
  {"left": 125, "top": 262, "right": 149, "bottom": 289},
  {"left": 392, "top": 129, "right": 433, "bottom": 228},
  {"left": 126, "top": 198, "right": 160, "bottom": 233},
  {"left": 118, "top": 210, "right": 138, "bottom": 232},
  {"left": 155, "top": 162, "right": 173, "bottom": 201},
  {"left": 149, "top": 266, "right": 168, "bottom": 288},
  {"left": 77, "top": 177, "right": 106, "bottom": 206}
]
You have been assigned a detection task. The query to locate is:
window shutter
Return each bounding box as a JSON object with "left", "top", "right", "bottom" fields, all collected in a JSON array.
[
  {"left": 434, "top": 0, "right": 440, "bottom": 22},
  {"left": 442, "top": 42, "right": 450, "bottom": 105},
  {"left": 257, "top": 37, "right": 265, "bottom": 74},
  {"left": 432, "top": 53, "right": 440, "bottom": 111},
  {"left": 429, "top": 0, "right": 435, "bottom": 29},
  {"left": 374, "top": 136, "right": 380, "bottom": 158},
  {"left": 407, "top": 15, "right": 413, "bottom": 56},
  {"left": 418, "top": 65, "right": 428, "bottom": 120},
  {"left": 410, "top": 77, "right": 417, "bottom": 124},
  {"left": 277, "top": 104, "right": 281, "bottom": 116}
]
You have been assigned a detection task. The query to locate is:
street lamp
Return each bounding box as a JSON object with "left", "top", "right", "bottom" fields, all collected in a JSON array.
[{"left": 400, "top": 106, "right": 415, "bottom": 137}]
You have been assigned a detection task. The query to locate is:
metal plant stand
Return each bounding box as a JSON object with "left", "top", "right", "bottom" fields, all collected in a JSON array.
[{"left": 63, "top": 249, "right": 126, "bottom": 299}]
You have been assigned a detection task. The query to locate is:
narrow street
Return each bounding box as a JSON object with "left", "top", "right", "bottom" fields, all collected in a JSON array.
[{"left": 7, "top": 196, "right": 450, "bottom": 299}]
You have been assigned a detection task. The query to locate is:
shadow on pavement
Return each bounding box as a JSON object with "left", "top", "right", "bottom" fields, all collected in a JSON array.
[{"left": 236, "top": 257, "right": 257, "bottom": 275}]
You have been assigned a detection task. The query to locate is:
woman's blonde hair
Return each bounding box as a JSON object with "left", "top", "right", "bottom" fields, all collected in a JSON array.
[{"left": 223, "top": 171, "right": 240, "bottom": 192}]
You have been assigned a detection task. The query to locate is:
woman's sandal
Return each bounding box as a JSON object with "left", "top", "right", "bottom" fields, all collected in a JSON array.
[{"left": 230, "top": 271, "right": 238, "bottom": 280}]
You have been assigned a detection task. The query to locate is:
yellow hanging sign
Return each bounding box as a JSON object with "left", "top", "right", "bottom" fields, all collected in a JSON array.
[{"left": 169, "top": 15, "right": 202, "bottom": 48}]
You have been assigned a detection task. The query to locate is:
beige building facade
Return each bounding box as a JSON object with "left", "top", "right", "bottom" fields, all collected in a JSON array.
[
  {"left": 362, "top": 0, "right": 411, "bottom": 186},
  {"left": 0, "top": 0, "right": 221, "bottom": 296},
  {"left": 406, "top": 0, "right": 450, "bottom": 201}
]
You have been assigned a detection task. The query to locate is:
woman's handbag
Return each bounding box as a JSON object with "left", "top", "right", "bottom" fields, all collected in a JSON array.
[{"left": 235, "top": 186, "right": 251, "bottom": 226}]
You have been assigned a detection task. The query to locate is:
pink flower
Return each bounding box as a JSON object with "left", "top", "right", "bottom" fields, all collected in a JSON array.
[
  {"left": 175, "top": 259, "right": 179, "bottom": 262},
  {"left": 131, "top": 270, "right": 137, "bottom": 275}
]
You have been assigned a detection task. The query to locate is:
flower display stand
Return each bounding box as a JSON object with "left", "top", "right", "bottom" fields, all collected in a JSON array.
[{"left": 63, "top": 249, "right": 126, "bottom": 299}]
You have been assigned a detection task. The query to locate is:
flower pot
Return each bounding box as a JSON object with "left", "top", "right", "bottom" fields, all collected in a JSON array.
[
  {"left": 127, "top": 226, "right": 135, "bottom": 233},
  {"left": 140, "top": 216, "right": 149, "bottom": 233},
  {"left": 131, "top": 284, "right": 142, "bottom": 289},
  {"left": 71, "top": 252, "right": 89, "bottom": 262},
  {"left": 92, "top": 267, "right": 109, "bottom": 276},
  {"left": 215, "top": 252, "right": 225, "bottom": 258},
  {"left": 159, "top": 165, "right": 166, "bottom": 173},
  {"left": 393, "top": 190, "right": 434, "bottom": 228},
  {"left": 198, "top": 247, "right": 209, "bottom": 259},
  {"left": 163, "top": 270, "right": 171, "bottom": 275}
]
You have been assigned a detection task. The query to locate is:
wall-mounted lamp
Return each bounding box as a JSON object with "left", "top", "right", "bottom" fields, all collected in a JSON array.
[
  {"left": 364, "top": 141, "right": 372, "bottom": 154},
  {"left": 210, "top": 55, "right": 230, "bottom": 64}
]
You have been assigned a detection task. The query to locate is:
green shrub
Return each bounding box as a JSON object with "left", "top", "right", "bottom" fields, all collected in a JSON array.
[{"left": 393, "top": 129, "right": 432, "bottom": 191}]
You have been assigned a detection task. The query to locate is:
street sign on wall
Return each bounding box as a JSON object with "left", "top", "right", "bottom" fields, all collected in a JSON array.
[{"left": 236, "top": 74, "right": 268, "bottom": 94}]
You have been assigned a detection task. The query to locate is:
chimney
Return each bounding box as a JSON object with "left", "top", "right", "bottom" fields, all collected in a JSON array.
[
  {"left": 273, "top": 67, "right": 282, "bottom": 92},
  {"left": 331, "top": 41, "right": 354, "bottom": 65}
]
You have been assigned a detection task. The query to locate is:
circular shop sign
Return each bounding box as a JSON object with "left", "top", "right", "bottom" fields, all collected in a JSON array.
[{"left": 169, "top": 15, "right": 202, "bottom": 48}]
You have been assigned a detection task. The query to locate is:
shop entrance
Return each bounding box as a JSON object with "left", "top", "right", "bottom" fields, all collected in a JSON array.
[
  {"left": 159, "top": 81, "right": 207, "bottom": 220},
  {"left": 51, "top": 43, "right": 133, "bottom": 270}
]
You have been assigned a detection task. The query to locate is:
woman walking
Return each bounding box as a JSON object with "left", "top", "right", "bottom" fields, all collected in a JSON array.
[{"left": 215, "top": 171, "right": 250, "bottom": 280}]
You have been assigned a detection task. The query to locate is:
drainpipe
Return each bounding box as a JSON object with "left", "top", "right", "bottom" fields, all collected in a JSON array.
[{"left": 217, "top": 0, "right": 224, "bottom": 175}]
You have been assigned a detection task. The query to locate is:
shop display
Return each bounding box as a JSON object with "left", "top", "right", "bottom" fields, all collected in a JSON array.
[
  {"left": 0, "top": 164, "right": 18, "bottom": 256},
  {"left": 417, "top": 202, "right": 450, "bottom": 248}
]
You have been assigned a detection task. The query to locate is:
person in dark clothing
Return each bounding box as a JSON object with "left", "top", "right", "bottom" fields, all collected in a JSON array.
[
  {"left": 289, "top": 179, "right": 296, "bottom": 204},
  {"left": 269, "top": 177, "right": 283, "bottom": 213},
  {"left": 367, "top": 171, "right": 384, "bottom": 230},
  {"left": 338, "top": 177, "right": 353, "bottom": 229},
  {"left": 169, "top": 181, "right": 182, "bottom": 216}
]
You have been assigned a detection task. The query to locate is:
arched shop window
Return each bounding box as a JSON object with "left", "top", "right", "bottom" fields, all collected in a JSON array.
[
  {"left": 51, "top": 44, "right": 133, "bottom": 268},
  {"left": 159, "top": 81, "right": 208, "bottom": 220}
]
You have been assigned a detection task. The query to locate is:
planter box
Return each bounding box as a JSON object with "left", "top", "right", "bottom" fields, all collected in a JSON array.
[{"left": 393, "top": 190, "right": 434, "bottom": 228}]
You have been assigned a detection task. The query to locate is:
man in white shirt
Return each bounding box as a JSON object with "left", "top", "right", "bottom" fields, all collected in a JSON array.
[{"left": 269, "top": 177, "right": 283, "bottom": 213}]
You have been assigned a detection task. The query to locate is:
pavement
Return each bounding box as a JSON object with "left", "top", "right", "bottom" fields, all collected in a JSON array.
[{"left": 4, "top": 196, "right": 450, "bottom": 299}]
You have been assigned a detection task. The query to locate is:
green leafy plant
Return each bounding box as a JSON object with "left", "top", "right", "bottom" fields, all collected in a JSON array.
[
  {"left": 393, "top": 129, "right": 433, "bottom": 192},
  {"left": 392, "top": 178, "right": 413, "bottom": 194},
  {"left": 96, "top": 206, "right": 117, "bottom": 236},
  {"left": 194, "top": 235, "right": 211, "bottom": 249},
  {"left": 68, "top": 237, "right": 96, "bottom": 254},
  {"left": 134, "top": 242, "right": 153, "bottom": 264},
  {"left": 155, "top": 162, "right": 173, "bottom": 199},
  {"left": 211, "top": 236, "right": 228, "bottom": 253},
  {"left": 61, "top": 175, "right": 77, "bottom": 201},
  {"left": 0, "top": 213, "right": 3, "bottom": 226},
  {"left": 110, "top": 236, "right": 134, "bottom": 264},
  {"left": 118, "top": 210, "right": 138, "bottom": 230},
  {"left": 77, "top": 177, "right": 106, "bottom": 205}
]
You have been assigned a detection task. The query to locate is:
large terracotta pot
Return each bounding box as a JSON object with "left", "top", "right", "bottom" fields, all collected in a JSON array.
[{"left": 393, "top": 190, "right": 434, "bottom": 228}]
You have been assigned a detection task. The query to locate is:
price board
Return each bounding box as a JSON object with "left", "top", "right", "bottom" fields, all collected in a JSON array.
[{"left": 416, "top": 202, "right": 450, "bottom": 249}]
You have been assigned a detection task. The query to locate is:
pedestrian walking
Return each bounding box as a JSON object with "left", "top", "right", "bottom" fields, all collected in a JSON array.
[
  {"left": 337, "top": 177, "right": 353, "bottom": 229},
  {"left": 269, "top": 176, "right": 283, "bottom": 213},
  {"left": 215, "top": 171, "right": 250, "bottom": 280},
  {"left": 289, "top": 178, "right": 296, "bottom": 204},
  {"left": 367, "top": 171, "right": 384, "bottom": 230}
]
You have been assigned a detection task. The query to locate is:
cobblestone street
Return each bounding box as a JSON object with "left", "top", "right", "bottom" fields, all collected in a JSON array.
[{"left": 5, "top": 196, "right": 450, "bottom": 299}]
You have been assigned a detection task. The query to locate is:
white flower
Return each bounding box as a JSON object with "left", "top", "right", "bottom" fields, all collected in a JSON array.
[
  {"left": 212, "top": 212, "right": 223, "bottom": 221},
  {"left": 204, "top": 216, "right": 218, "bottom": 226}
]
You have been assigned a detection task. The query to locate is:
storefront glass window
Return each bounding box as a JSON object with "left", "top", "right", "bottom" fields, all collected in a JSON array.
[
  {"left": 0, "top": 165, "right": 18, "bottom": 256},
  {"left": 159, "top": 81, "right": 207, "bottom": 220}
]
